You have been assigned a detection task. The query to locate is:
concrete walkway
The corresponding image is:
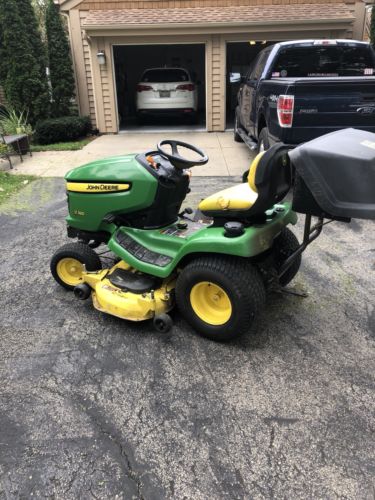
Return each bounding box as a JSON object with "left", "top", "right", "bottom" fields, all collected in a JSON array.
[{"left": 1, "top": 132, "right": 256, "bottom": 177}]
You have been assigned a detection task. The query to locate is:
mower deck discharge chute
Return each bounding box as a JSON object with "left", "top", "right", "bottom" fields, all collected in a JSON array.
[{"left": 51, "top": 130, "right": 375, "bottom": 341}]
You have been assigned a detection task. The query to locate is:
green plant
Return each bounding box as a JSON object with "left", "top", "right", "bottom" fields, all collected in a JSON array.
[
  {"left": 0, "top": 107, "right": 33, "bottom": 136},
  {"left": 31, "top": 0, "right": 48, "bottom": 43},
  {"left": 31, "top": 138, "right": 92, "bottom": 152},
  {"left": 34, "top": 115, "right": 92, "bottom": 144},
  {"left": 46, "top": 0, "right": 75, "bottom": 116},
  {"left": 0, "top": 143, "right": 8, "bottom": 155},
  {"left": 0, "top": 0, "right": 50, "bottom": 124}
]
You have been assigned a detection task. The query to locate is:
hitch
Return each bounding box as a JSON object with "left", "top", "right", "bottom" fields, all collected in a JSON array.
[{"left": 278, "top": 215, "right": 324, "bottom": 280}]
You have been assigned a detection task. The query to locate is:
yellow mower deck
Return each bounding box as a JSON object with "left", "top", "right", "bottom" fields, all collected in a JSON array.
[{"left": 83, "top": 261, "right": 175, "bottom": 322}]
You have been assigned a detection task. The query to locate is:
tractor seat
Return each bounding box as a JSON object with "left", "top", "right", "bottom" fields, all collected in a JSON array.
[{"left": 199, "top": 144, "right": 292, "bottom": 219}]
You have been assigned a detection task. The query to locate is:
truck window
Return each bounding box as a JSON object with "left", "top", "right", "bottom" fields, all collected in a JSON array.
[
  {"left": 271, "top": 45, "right": 375, "bottom": 78},
  {"left": 249, "top": 51, "right": 270, "bottom": 81}
]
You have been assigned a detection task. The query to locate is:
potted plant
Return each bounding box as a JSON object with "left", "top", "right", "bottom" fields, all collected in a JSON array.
[{"left": 0, "top": 107, "right": 33, "bottom": 155}]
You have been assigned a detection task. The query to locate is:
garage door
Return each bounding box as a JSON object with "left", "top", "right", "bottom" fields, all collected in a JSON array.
[{"left": 113, "top": 44, "right": 206, "bottom": 131}]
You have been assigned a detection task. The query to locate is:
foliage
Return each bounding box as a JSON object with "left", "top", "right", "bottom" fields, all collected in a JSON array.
[
  {"left": 34, "top": 116, "right": 92, "bottom": 145},
  {"left": 18, "top": 0, "right": 47, "bottom": 64},
  {"left": 0, "top": 172, "right": 36, "bottom": 205},
  {"left": 31, "top": 0, "right": 48, "bottom": 42},
  {"left": 0, "top": 0, "right": 50, "bottom": 124},
  {"left": 31, "top": 138, "right": 92, "bottom": 152},
  {"left": 46, "top": 0, "right": 75, "bottom": 116},
  {"left": 0, "top": 107, "right": 33, "bottom": 136},
  {"left": 371, "top": 5, "right": 375, "bottom": 48},
  {"left": 0, "top": 143, "right": 8, "bottom": 155}
]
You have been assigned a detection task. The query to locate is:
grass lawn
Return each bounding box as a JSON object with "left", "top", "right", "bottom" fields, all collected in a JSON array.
[
  {"left": 31, "top": 137, "right": 93, "bottom": 152},
  {"left": 0, "top": 172, "right": 36, "bottom": 205}
]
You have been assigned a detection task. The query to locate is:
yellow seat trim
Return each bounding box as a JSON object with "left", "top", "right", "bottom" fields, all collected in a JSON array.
[
  {"left": 198, "top": 152, "right": 265, "bottom": 213},
  {"left": 247, "top": 152, "right": 264, "bottom": 192},
  {"left": 199, "top": 182, "right": 258, "bottom": 212}
]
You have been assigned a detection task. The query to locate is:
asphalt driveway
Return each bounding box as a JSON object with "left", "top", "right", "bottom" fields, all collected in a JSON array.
[{"left": 0, "top": 177, "right": 374, "bottom": 499}]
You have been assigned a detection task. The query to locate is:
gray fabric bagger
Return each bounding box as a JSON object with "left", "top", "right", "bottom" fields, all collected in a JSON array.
[{"left": 289, "top": 128, "right": 375, "bottom": 221}]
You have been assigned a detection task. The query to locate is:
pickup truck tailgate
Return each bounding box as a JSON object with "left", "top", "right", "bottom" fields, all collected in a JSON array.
[{"left": 292, "top": 78, "right": 375, "bottom": 128}]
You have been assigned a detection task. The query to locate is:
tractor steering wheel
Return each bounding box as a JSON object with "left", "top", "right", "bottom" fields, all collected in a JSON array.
[{"left": 157, "top": 140, "right": 209, "bottom": 170}]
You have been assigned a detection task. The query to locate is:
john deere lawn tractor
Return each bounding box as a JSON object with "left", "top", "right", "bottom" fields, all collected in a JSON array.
[{"left": 51, "top": 129, "right": 375, "bottom": 341}]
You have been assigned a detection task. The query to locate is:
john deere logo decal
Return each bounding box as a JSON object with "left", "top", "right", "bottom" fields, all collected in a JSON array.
[
  {"left": 67, "top": 182, "right": 130, "bottom": 193},
  {"left": 87, "top": 184, "right": 119, "bottom": 191}
]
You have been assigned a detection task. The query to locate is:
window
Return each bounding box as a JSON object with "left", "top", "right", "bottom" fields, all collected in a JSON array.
[
  {"left": 271, "top": 45, "right": 375, "bottom": 78},
  {"left": 249, "top": 51, "right": 270, "bottom": 81},
  {"left": 141, "top": 69, "right": 190, "bottom": 83}
]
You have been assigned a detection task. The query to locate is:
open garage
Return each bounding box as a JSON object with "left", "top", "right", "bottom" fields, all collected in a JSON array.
[
  {"left": 225, "top": 41, "right": 277, "bottom": 129},
  {"left": 113, "top": 44, "right": 206, "bottom": 131}
]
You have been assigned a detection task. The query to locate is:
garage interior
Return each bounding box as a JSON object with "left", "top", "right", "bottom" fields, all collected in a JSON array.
[
  {"left": 225, "top": 41, "right": 277, "bottom": 129},
  {"left": 113, "top": 44, "right": 206, "bottom": 131}
]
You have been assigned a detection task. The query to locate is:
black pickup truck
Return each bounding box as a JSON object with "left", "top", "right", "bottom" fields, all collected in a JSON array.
[{"left": 234, "top": 40, "right": 375, "bottom": 152}]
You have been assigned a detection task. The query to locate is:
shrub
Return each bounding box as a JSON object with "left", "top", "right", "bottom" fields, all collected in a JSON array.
[
  {"left": 0, "top": 0, "right": 50, "bottom": 124},
  {"left": 34, "top": 116, "right": 92, "bottom": 144},
  {"left": 46, "top": 0, "right": 75, "bottom": 116}
]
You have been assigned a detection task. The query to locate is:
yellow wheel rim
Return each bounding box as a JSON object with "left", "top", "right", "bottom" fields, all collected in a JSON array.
[
  {"left": 190, "top": 281, "right": 232, "bottom": 326},
  {"left": 56, "top": 258, "right": 84, "bottom": 287}
]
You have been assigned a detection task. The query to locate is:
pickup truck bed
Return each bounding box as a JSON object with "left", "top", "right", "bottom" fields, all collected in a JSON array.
[{"left": 235, "top": 40, "right": 375, "bottom": 150}]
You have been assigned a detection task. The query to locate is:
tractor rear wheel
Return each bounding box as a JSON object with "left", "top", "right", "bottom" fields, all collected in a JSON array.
[
  {"left": 176, "top": 255, "right": 265, "bottom": 341},
  {"left": 51, "top": 242, "right": 102, "bottom": 290}
]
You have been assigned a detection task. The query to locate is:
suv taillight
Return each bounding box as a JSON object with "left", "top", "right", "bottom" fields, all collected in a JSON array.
[
  {"left": 137, "top": 84, "right": 152, "bottom": 92},
  {"left": 277, "top": 95, "right": 294, "bottom": 128},
  {"left": 176, "top": 84, "right": 195, "bottom": 91}
]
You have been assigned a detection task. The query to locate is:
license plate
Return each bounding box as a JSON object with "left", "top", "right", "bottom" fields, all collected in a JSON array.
[{"left": 159, "top": 91, "right": 170, "bottom": 98}]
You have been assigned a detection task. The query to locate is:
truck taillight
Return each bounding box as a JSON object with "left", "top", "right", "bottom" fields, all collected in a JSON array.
[
  {"left": 277, "top": 95, "right": 294, "bottom": 128},
  {"left": 137, "top": 84, "right": 152, "bottom": 92},
  {"left": 176, "top": 84, "right": 195, "bottom": 91}
]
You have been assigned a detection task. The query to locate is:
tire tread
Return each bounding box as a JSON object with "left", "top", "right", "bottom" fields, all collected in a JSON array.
[
  {"left": 176, "top": 255, "right": 266, "bottom": 341},
  {"left": 50, "top": 242, "right": 102, "bottom": 290}
]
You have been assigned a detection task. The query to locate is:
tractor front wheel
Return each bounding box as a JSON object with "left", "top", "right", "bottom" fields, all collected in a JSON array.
[
  {"left": 50, "top": 242, "right": 102, "bottom": 290},
  {"left": 176, "top": 256, "right": 266, "bottom": 341}
]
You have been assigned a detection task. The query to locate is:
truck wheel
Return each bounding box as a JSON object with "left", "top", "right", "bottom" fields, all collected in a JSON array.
[
  {"left": 234, "top": 112, "right": 243, "bottom": 143},
  {"left": 273, "top": 228, "right": 301, "bottom": 286},
  {"left": 257, "top": 127, "right": 270, "bottom": 153},
  {"left": 176, "top": 256, "right": 266, "bottom": 341},
  {"left": 50, "top": 242, "right": 102, "bottom": 291}
]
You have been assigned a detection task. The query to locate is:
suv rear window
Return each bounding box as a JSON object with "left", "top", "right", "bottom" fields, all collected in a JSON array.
[
  {"left": 271, "top": 45, "right": 375, "bottom": 78},
  {"left": 141, "top": 69, "right": 189, "bottom": 83}
]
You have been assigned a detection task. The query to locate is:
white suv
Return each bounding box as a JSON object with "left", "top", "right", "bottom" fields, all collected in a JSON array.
[{"left": 136, "top": 67, "right": 198, "bottom": 122}]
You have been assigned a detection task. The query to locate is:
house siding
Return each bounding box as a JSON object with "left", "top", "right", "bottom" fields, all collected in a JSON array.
[{"left": 211, "top": 35, "right": 225, "bottom": 131}]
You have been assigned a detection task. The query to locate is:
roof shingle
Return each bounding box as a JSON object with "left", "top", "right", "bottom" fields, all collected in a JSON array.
[{"left": 82, "top": 3, "right": 354, "bottom": 28}]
